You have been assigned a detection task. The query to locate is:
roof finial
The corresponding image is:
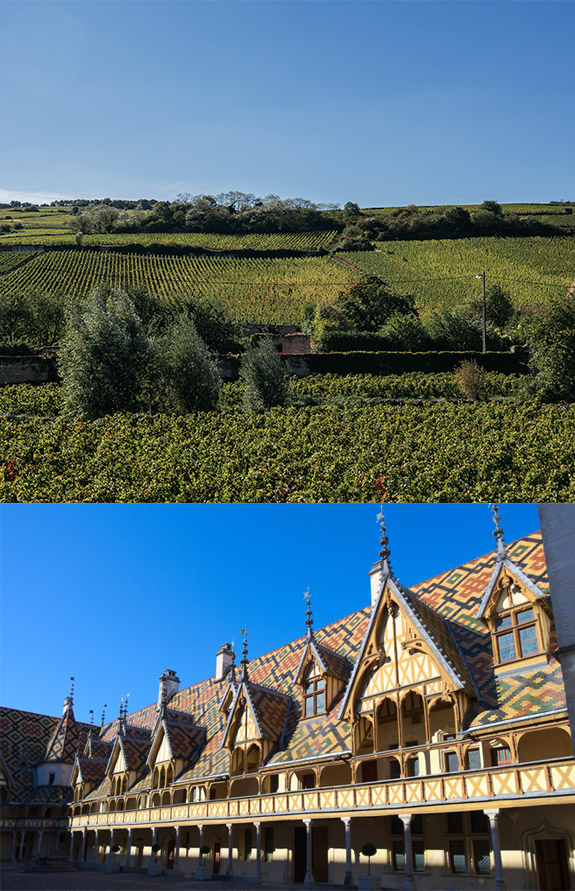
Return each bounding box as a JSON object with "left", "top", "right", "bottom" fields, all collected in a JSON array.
[
  {"left": 304, "top": 587, "right": 313, "bottom": 639},
  {"left": 69, "top": 676, "right": 75, "bottom": 705},
  {"left": 240, "top": 626, "right": 249, "bottom": 681},
  {"left": 491, "top": 503, "right": 508, "bottom": 562},
  {"left": 376, "top": 506, "right": 393, "bottom": 577},
  {"left": 101, "top": 704, "right": 107, "bottom": 727},
  {"left": 89, "top": 709, "right": 94, "bottom": 726}
]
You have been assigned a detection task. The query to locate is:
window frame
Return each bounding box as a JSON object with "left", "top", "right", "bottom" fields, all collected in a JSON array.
[
  {"left": 302, "top": 662, "right": 326, "bottom": 718},
  {"left": 493, "top": 602, "right": 542, "bottom": 665}
]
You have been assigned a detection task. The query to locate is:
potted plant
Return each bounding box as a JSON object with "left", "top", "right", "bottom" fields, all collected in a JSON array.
[
  {"left": 358, "top": 842, "right": 377, "bottom": 890},
  {"left": 107, "top": 844, "right": 121, "bottom": 873},
  {"left": 196, "top": 844, "right": 212, "bottom": 881},
  {"left": 148, "top": 843, "right": 162, "bottom": 876}
]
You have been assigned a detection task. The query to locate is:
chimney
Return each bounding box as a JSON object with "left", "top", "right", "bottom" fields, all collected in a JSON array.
[
  {"left": 368, "top": 560, "right": 383, "bottom": 607},
  {"left": 215, "top": 643, "right": 234, "bottom": 681},
  {"left": 62, "top": 695, "right": 73, "bottom": 716},
  {"left": 158, "top": 669, "right": 180, "bottom": 708}
]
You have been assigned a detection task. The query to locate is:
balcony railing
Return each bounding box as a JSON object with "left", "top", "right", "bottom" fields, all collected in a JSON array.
[
  {"left": 68, "top": 756, "right": 575, "bottom": 829},
  {"left": 0, "top": 817, "right": 68, "bottom": 830}
]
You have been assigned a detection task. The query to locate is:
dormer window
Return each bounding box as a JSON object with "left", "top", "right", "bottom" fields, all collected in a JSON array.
[
  {"left": 302, "top": 663, "right": 325, "bottom": 717},
  {"left": 494, "top": 606, "right": 541, "bottom": 664}
]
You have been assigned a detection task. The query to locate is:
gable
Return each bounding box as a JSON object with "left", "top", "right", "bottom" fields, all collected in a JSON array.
[
  {"left": 155, "top": 734, "right": 171, "bottom": 764},
  {"left": 111, "top": 746, "right": 126, "bottom": 774},
  {"left": 233, "top": 700, "right": 258, "bottom": 743}
]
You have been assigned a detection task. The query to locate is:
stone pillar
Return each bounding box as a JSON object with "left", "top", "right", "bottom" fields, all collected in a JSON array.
[
  {"left": 54, "top": 831, "right": 61, "bottom": 855},
  {"left": 341, "top": 817, "right": 353, "bottom": 887},
  {"left": 303, "top": 819, "right": 313, "bottom": 889},
  {"left": 68, "top": 830, "right": 75, "bottom": 863},
  {"left": 125, "top": 827, "right": 132, "bottom": 870},
  {"left": 93, "top": 829, "right": 99, "bottom": 864},
  {"left": 254, "top": 821, "right": 262, "bottom": 884},
  {"left": 399, "top": 814, "right": 415, "bottom": 890},
  {"left": 484, "top": 809, "right": 506, "bottom": 891},
  {"left": 173, "top": 825, "right": 180, "bottom": 872},
  {"left": 148, "top": 827, "right": 157, "bottom": 873},
  {"left": 10, "top": 832, "right": 18, "bottom": 863},
  {"left": 81, "top": 827, "right": 87, "bottom": 862},
  {"left": 197, "top": 824, "right": 204, "bottom": 868},
  {"left": 36, "top": 830, "right": 44, "bottom": 858},
  {"left": 226, "top": 823, "right": 234, "bottom": 877}
]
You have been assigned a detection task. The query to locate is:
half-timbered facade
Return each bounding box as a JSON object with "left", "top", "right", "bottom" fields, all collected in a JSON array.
[{"left": 2, "top": 518, "right": 575, "bottom": 889}]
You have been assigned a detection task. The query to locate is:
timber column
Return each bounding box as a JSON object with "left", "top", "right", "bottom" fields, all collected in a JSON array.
[
  {"left": 484, "top": 809, "right": 506, "bottom": 891},
  {"left": 303, "top": 819, "right": 313, "bottom": 889},
  {"left": 341, "top": 817, "right": 354, "bottom": 887}
]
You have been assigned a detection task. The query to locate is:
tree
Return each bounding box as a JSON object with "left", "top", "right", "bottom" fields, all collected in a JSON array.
[
  {"left": 522, "top": 296, "right": 575, "bottom": 401},
  {"left": 334, "top": 276, "right": 416, "bottom": 332},
  {"left": 378, "top": 312, "right": 429, "bottom": 351},
  {"left": 481, "top": 199, "right": 502, "bottom": 216},
  {"left": 59, "top": 287, "right": 151, "bottom": 417},
  {"left": 239, "top": 337, "right": 290, "bottom": 413},
  {"left": 157, "top": 314, "right": 220, "bottom": 412},
  {"left": 361, "top": 842, "right": 377, "bottom": 876}
]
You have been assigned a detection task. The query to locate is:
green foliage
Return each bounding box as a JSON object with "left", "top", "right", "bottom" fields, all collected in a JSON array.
[
  {"left": 454, "top": 360, "right": 487, "bottom": 400},
  {"left": 333, "top": 276, "right": 416, "bottom": 332},
  {"left": 361, "top": 842, "right": 377, "bottom": 874},
  {"left": 239, "top": 338, "right": 290, "bottom": 413},
  {"left": 58, "top": 287, "right": 152, "bottom": 418},
  {"left": 481, "top": 200, "right": 503, "bottom": 216},
  {"left": 377, "top": 313, "right": 430, "bottom": 351},
  {"left": 426, "top": 309, "right": 507, "bottom": 351},
  {"left": 2, "top": 403, "right": 574, "bottom": 502},
  {"left": 157, "top": 314, "right": 220, "bottom": 412},
  {"left": 523, "top": 296, "right": 575, "bottom": 401},
  {"left": 0, "top": 289, "right": 66, "bottom": 347}
]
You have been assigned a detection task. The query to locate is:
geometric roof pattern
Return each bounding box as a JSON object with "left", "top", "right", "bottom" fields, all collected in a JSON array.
[
  {"left": 32, "top": 531, "right": 569, "bottom": 805},
  {"left": 0, "top": 705, "right": 91, "bottom": 803}
]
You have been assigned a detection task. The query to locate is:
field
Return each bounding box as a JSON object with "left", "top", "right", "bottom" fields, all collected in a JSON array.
[
  {"left": 341, "top": 237, "right": 575, "bottom": 315},
  {"left": 0, "top": 252, "right": 358, "bottom": 324},
  {"left": 1, "top": 399, "right": 574, "bottom": 502},
  {"left": 1, "top": 236, "right": 573, "bottom": 324}
]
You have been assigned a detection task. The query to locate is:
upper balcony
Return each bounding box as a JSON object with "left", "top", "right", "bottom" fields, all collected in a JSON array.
[{"left": 68, "top": 754, "right": 575, "bottom": 830}]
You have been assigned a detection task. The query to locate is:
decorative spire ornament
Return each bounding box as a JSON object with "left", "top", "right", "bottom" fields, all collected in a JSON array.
[
  {"left": 101, "top": 704, "right": 107, "bottom": 727},
  {"left": 376, "top": 506, "right": 393, "bottom": 578},
  {"left": 69, "top": 676, "right": 75, "bottom": 706},
  {"left": 304, "top": 588, "right": 313, "bottom": 640},
  {"left": 491, "top": 503, "right": 508, "bottom": 562},
  {"left": 240, "top": 626, "right": 249, "bottom": 680},
  {"left": 89, "top": 709, "right": 94, "bottom": 726}
]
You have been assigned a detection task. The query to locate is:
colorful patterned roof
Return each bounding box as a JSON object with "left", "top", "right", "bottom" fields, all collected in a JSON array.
[
  {"left": 45, "top": 705, "right": 89, "bottom": 763},
  {"left": 20, "top": 785, "right": 72, "bottom": 805},
  {"left": 152, "top": 714, "right": 205, "bottom": 763},
  {"left": 73, "top": 531, "right": 566, "bottom": 803},
  {"left": 77, "top": 756, "right": 107, "bottom": 785}
]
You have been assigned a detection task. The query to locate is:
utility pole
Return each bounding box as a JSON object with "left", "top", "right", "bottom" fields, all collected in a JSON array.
[{"left": 476, "top": 271, "right": 487, "bottom": 353}]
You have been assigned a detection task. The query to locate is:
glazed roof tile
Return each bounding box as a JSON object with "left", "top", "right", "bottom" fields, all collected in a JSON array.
[{"left": 71, "top": 531, "right": 567, "bottom": 801}]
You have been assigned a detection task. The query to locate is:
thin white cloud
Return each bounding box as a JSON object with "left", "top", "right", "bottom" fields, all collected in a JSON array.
[{"left": 0, "top": 188, "right": 73, "bottom": 205}]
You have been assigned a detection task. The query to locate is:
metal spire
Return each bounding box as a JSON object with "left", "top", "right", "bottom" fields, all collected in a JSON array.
[
  {"left": 240, "top": 626, "right": 249, "bottom": 681},
  {"left": 376, "top": 506, "right": 393, "bottom": 578},
  {"left": 69, "top": 676, "right": 75, "bottom": 706},
  {"left": 89, "top": 709, "right": 94, "bottom": 726},
  {"left": 101, "top": 704, "right": 108, "bottom": 727},
  {"left": 491, "top": 503, "right": 508, "bottom": 562},
  {"left": 304, "top": 588, "right": 313, "bottom": 639}
]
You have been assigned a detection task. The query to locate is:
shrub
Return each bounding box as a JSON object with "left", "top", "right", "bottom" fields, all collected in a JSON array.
[
  {"left": 523, "top": 296, "right": 575, "bottom": 401},
  {"left": 334, "top": 275, "right": 416, "bottom": 332},
  {"left": 59, "top": 287, "right": 151, "bottom": 417},
  {"left": 378, "top": 313, "right": 430, "bottom": 351},
  {"left": 454, "top": 360, "right": 487, "bottom": 400},
  {"left": 239, "top": 337, "right": 290, "bottom": 413},
  {"left": 361, "top": 842, "right": 377, "bottom": 875},
  {"left": 157, "top": 314, "right": 220, "bottom": 412}
]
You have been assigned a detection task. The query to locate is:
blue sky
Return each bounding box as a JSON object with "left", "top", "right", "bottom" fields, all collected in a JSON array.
[
  {"left": 1, "top": 503, "right": 538, "bottom": 721},
  {"left": 1, "top": 1, "right": 574, "bottom": 207}
]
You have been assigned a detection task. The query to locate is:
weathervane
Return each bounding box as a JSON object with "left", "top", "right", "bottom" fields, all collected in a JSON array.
[
  {"left": 491, "top": 503, "right": 508, "bottom": 561},
  {"left": 240, "top": 626, "right": 249, "bottom": 680},
  {"left": 304, "top": 587, "right": 313, "bottom": 638},
  {"left": 376, "top": 505, "right": 392, "bottom": 576},
  {"left": 101, "top": 704, "right": 108, "bottom": 727}
]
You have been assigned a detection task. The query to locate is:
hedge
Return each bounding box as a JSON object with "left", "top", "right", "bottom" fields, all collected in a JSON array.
[{"left": 301, "top": 351, "right": 529, "bottom": 376}]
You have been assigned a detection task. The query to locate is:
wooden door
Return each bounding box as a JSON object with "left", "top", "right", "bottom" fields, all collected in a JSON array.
[{"left": 535, "top": 839, "right": 569, "bottom": 890}]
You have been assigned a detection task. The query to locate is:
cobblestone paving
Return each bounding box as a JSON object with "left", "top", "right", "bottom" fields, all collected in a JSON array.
[{"left": 0, "top": 866, "right": 315, "bottom": 891}]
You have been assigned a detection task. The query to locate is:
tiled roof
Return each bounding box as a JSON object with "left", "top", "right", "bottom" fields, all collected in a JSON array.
[
  {"left": 20, "top": 785, "right": 72, "bottom": 805},
  {"left": 45, "top": 706, "right": 90, "bottom": 763},
  {"left": 77, "top": 757, "right": 107, "bottom": 784},
  {"left": 0, "top": 706, "right": 90, "bottom": 803},
  {"left": 74, "top": 531, "right": 566, "bottom": 800}
]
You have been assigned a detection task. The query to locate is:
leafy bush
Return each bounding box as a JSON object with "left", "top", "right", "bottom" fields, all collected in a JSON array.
[
  {"left": 334, "top": 275, "right": 416, "bottom": 332},
  {"left": 239, "top": 337, "right": 290, "bottom": 413},
  {"left": 59, "top": 287, "right": 151, "bottom": 418},
  {"left": 378, "top": 313, "right": 430, "bottom": 351},
  {"left": 156, "top": 314, "right": 220, "bottom": 412},
  {"left": 522, "top": 296, "right": 575, "bottom": 401},
  {"left": 454, "top": 360, "right": 487, "bottom": 400}
]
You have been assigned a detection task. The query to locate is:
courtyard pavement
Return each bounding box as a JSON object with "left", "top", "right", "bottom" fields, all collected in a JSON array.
[{"left": 0, "top": 865, "right": 324, "bottom": 891}]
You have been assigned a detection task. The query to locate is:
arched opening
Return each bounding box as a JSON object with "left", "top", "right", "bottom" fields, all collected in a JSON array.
[
  {"left": 151, "top": 792, "right": 161, "bottom": 807},
  {"left": 246, "top": 744, "right": 261, "bottom": 773},
  {"left": 429, "top": 698, "right": 456, "bottom": 741},
  {"left": 152, "top": 767, "right": 159, "bottom": 790},
  {"left": 290, "top": 769, "right": 317, "bottom": 790},
  {"left": 173, "top": 788, "right": 186, "bottom": 805},
  {"left": 161, "top": 791, "right": 171, "bottom": 806},
  {"left": 375, "top": 698, "right": 399, "bottom": 751},
  {"left": 400, "top": 690, "right": 425, "bottom": 746},
  {"left": 230, "top": 747, "right": 245, "bottom": 776},
  {"left": 125, "top": 797, "right": 137, "bottom": 811},
  {"left": 355, "top": 716, "right": 375, "bottom": 756},
  {"left": 262, "top": 774, "right": 282, "bottom": 794},
  {"left": 382, "top": 755, "right": 402, "bottom": 780},
  {"left": 189, "top": 785, "right": 207, "bottom": 803},
  {"left": 166, "top": 764, "right": 174, "bottom": 786},
  {"left": 518, "top": 727, "right": 572, "bottom": 763},
  {"left": 229, "top": 776, "right": 259, "bottom": 798},
  {"left": 81, "top": 804, "right": 90, "bottom": 815},
  {"left": 109, "top": 801, "right": 116, "bottom": 813},
  {"left": 319, "top": 763, "right": 352, "bottom": 787},
  {"left": 209, "top": 781, "right": 228, "bottom": 801}
]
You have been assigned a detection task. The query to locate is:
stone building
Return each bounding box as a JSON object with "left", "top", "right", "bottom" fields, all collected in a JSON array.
[{"left": 1, "top": 512, "right": 574, "bottom": 889}]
